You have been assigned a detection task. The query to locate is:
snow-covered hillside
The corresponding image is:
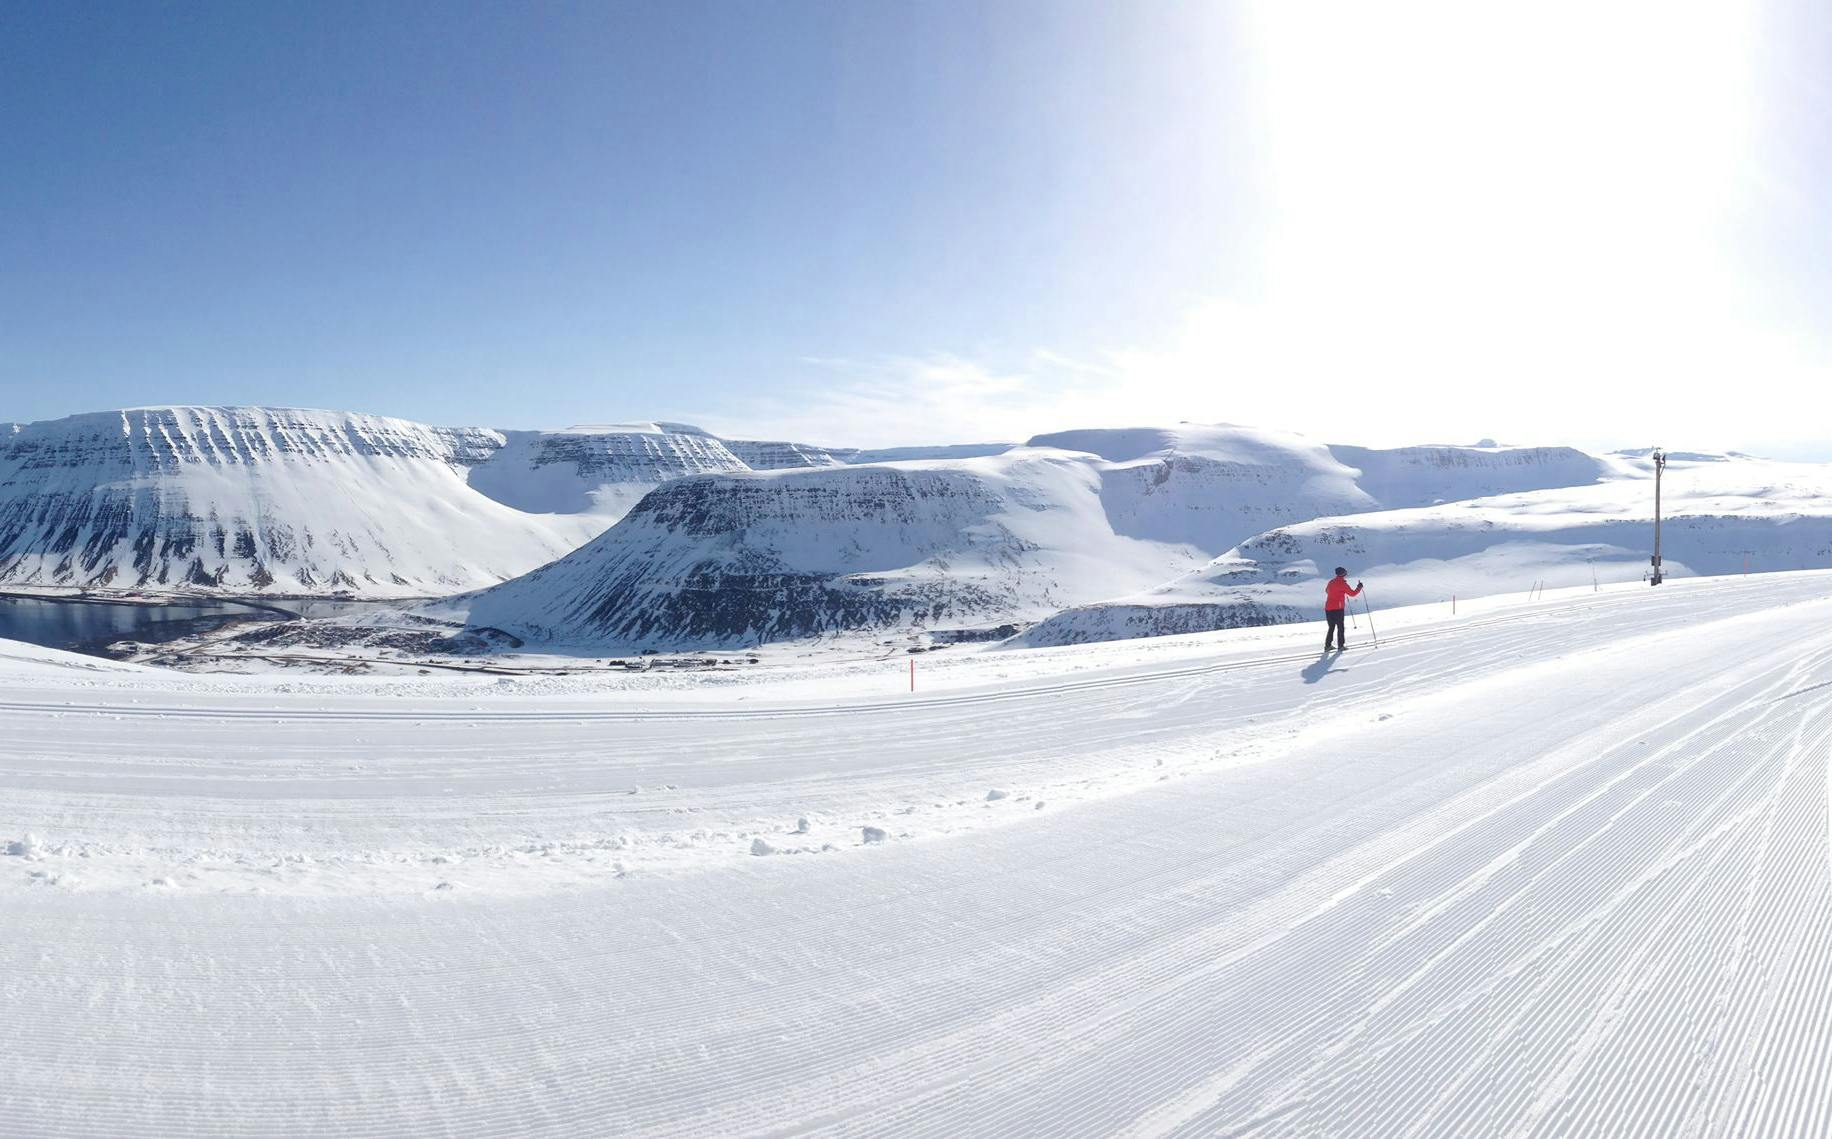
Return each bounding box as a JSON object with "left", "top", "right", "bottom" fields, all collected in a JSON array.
[
  {"left": 842, "top": 442, "right": 1016, "bottom": 463},
  {"left": 1022, "top": 452, "right": 1832, "bottom": 646},
  {"left": 10, "top": 572, "right": 1832, "bottom": 1133},
  {"left": 722, "top": 438, "right": 848, "bottom": 469},
  {"left": 0, "top": 411, "right": 858, "bottom": 599},
  {"left": 465, "top": 421, "right": 748, "bottom": 520},
  {"left": 433, "top": 449, "right": 1204, "bottom": 648},
  {"left": 9, "top": 405, "right": 1771, "bottom": 648},
  {"left": 1326, "top": 442, "right": 1608, "bottom": 507},
  {"left": 1030, "top": 425, "right": 1374, "bottom": 552},
  {"left": 0, "top": 407, "right": 602, "bottom": 597},
  {"left": 434, "top": 425, "right": 1615, "bottom": 651}
]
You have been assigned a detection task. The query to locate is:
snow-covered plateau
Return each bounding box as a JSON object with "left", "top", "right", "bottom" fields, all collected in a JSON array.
[
  {"left": 1023, "top": 451, "right": 1832, "bottom": 646},
  {"left": 4, "top": 410, "right": 1664, "bottom": 657},
  {"left": 8, "top": 569, "right": 1832, "bottom": 1134},
  {"left": 419, "top": 425, "right": 1624, "bottom": 652},
  {"left": 0, "top": 408, "right": 849, "bottom": 599}
]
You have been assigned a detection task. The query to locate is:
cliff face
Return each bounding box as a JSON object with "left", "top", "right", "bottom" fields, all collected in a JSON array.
[
  {"left": 437, "top": 452, "right": 1211, "bottom": 649},
  {"left": 721, "top": 439, "right": 847, "bottom": 470},
  {"left": 0, "top": 407, "right": 597, "bottom": 597},
  {"left": 441, "top": 425, "right": 1525, "bottom": 651},
  {"left": 0, "top": 407, "right": 1668, "bottom": 639},
  {"left": 465, "top": 423, "right": 748, "bottom": 520}
]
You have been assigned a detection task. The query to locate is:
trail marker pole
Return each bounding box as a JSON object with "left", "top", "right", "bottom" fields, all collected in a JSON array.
[
  {"left": 1650, "top": 449, "right": 1667, "bottom": 585},
  {"left": 1452, "top": 594, "right": 1456, "bottom": 615},
  {"left": 909, "top": 658, "right": 915, "bottom": 692}
]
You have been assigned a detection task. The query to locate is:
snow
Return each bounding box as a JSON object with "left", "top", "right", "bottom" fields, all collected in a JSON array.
[
  {"left": 0, "top": 407, "right": 603, "bottom": 598},
  {"left": 1024, "top": 450, "right": 1832, "bottom": 646},
  {"left": 0, "top": 408, "right": 1676, "bottom": 652},
  {"left": 0, "top": 408, "right": 861, "bottom": 601},
  {"left": 432, "top": 447, "right": 1226, "bottom": 650},
  {"left": 465, "top": 423, "right": 749, "bottom": 520},
  {"left": 843, "top": 442, "right": 1017, "bottom": 463},
  {"left": 722, "top": 438, "right": 848, "bottom": 469},
  {"left": 430, "top": 426, "right": 1611, "bottom": 652},
  {"left": 7, "top": 569, "right": 1832, "bottom": 1133}
]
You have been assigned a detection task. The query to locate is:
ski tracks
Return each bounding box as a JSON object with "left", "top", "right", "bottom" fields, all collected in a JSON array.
[
  {"left": 1143, "top": 638, "right": 1832, "bottom": 1137},
  {"left": 7, "top": 577, "right": 1832, "bottom": 1135}
]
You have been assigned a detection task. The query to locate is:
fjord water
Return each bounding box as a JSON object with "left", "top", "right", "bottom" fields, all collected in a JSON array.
[{"left": 0, "top": 595, "right": 267, "bottom": 655}]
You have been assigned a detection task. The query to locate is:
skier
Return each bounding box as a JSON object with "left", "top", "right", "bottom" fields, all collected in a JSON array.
[{"left": 1323, "top": 567, "right": 1363, "bottom": 652}]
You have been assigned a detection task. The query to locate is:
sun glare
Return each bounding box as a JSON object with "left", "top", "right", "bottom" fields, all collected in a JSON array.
[{"left": 1193, "top": 1, "right": 1777, "bottom": 446}]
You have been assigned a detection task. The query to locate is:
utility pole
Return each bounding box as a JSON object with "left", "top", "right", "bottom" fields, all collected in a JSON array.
[{"left": 1650, "top": 449, "right": 1666, "bottom": 586}]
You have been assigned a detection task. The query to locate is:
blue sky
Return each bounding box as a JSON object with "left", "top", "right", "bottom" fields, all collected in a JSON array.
[{"left": 4, "top": 2, "right": 1830, "bottom": 455}]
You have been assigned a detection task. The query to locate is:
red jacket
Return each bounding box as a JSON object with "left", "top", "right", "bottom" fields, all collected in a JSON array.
[{"left": 1324, "top": 577, "right": 1361, "bottom": 611}]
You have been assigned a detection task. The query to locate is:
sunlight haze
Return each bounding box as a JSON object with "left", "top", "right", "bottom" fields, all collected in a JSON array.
[{"left": 4, "top": 1, "right": 1824, "bottom": 455}]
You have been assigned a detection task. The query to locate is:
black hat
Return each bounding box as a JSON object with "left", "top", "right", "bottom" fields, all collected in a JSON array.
[{"left": 1334, "top": 566, "right": 1347, "bottom": 575}]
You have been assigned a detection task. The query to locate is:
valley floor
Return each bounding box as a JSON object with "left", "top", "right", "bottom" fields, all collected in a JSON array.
[{"left": 5, "top": 572, "right": 1832, "bottom": 1136}]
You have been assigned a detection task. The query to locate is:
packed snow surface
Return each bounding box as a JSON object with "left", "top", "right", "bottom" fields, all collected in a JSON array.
[{"left": 8, "top": 570, "right": 1832, "bottom": 1134}]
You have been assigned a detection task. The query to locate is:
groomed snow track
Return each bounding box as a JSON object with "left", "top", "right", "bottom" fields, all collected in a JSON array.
[{"left": 6, "top": 573, "right": 1832, "bottom": 1136}]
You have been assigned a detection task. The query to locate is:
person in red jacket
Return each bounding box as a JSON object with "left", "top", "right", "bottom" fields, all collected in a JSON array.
[{"left": 1323, "top": 566, "right": 1363, "bottom": 652}]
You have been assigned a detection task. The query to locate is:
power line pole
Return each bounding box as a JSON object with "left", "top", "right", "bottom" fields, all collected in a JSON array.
[{"left": 1650, "top": 449, "right": 1666, "bottom": 586}]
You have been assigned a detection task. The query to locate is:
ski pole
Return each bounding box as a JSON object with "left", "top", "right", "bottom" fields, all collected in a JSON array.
[{"left": 1362, "top": 592, "right": 1379, "bottom": 647}]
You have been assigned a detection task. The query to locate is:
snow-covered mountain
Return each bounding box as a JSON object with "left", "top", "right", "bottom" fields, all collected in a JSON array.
[
  {"left": 1019, "top": 452, "right": 1832, "bottom": 646},
  {"left": 0, "top": 410, "right": 864, "bottom": 599},
  {"left": 0, "top": 407, "right": 606, "bottom": 597},
  {"left": 841, "top": 442, "right": 1017, "bottom": 464},
  {"left": 721, "top": 439, "right": 848, "bottom": 470},
  {"left": 465, "top": 422, "right": 748, "bottom": 520},
  {"left": 432, "top": 425, "right": 1614, "bottom": 651},
  {"left": 1325, "top": 443, "right": 1608, "bottom": 508},
  {"left": 11, "top": 404, "right": 1759, "bottom": 645},
  {"left": 428, "top": 449, "right": 1194, "bottom": 648}
]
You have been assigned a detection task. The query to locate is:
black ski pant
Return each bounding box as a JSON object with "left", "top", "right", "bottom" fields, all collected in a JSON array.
[{"left": 1325, "top": 608, "right": 1346, "bottom": 650}]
